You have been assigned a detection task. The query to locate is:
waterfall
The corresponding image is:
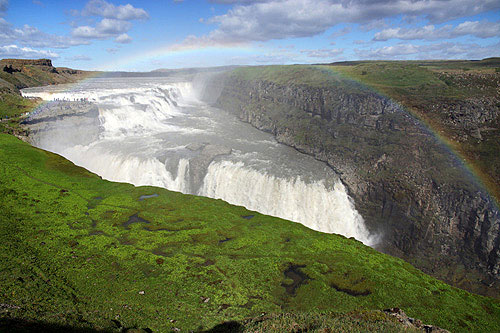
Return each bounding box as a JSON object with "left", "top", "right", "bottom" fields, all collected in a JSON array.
[
  {"left": 21, "top": 76, "right": 377, "bottom": 246},
  {"left": 199, "top": 160, "right": 374, "bottom": 244}
]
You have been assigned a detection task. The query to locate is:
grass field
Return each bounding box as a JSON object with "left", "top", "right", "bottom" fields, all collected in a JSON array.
[{"left": 1, "top": 132, "right": 500, "bottom": 331}]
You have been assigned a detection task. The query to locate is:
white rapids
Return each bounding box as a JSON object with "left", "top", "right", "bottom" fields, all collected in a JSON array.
[{"left": 22, "top": 74, "right": 377, "bottom": 245}]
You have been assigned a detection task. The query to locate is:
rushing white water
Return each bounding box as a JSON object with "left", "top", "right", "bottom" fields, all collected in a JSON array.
[
  {"left": 22, "top": 75, "right": 377, "bottom": 245},
  {"left": 200, "top": 160, "right": 368, "bottom": 238}
]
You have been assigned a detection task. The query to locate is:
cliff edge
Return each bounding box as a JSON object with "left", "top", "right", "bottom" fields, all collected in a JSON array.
[{"left": 214, "top": 62, "right": 500, "bottom": 297}]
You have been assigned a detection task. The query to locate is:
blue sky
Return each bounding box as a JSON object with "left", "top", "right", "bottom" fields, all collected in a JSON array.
[{"left": 0, "top": 0, "right": 499, "bottom": 71}]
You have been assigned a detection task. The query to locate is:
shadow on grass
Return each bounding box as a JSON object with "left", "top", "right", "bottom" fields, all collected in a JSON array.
[
  {"left": 202, "top": 321, "right": 243, "bottom": 333},
  {"left": 0, "top": 318, "right": 113, "bottom": 333}
]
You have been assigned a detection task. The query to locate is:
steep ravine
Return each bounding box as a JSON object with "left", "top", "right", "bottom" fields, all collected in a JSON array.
[{"left": 214, "top": 68, "right": 500, "bottom": 297}]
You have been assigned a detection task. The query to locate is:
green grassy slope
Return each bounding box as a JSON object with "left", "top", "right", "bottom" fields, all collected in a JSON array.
[{"left": 1, "top": 133, "right": 499, "bottom": 332}]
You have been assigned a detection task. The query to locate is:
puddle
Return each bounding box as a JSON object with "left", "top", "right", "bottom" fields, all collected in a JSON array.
[
  {"left": 219, "top": 237, "right": 232, "bottom": 244},
  {"left": 139, "top": 193, "right": 159, "bottom": 201},
  {"left": 241, "top": 215, "right": 254, "bottom": 220},
  {"left": 281, "top": 264, "right": 310, "bottom": 295},
  {"left": 123, "top": 213, "right": 151, "bottom": 228}
]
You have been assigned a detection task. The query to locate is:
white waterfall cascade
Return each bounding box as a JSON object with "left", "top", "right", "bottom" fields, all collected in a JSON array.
[
  {"left": 21, "top": 76, "right": 377, "bottom": 246},
  {"left": 199, "top": 160, "right": 374, "bottom": 244}
]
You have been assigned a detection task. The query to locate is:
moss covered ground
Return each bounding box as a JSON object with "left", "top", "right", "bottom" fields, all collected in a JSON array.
[
  {"left": 209, "top": 311, "right": 423, "bottom": 332},
  {"left": 1, "top": 132, "right": 500, "bottom": 331}
]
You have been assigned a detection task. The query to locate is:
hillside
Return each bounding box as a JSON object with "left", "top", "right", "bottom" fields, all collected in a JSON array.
[
  {"left": 0, "top": 58, "right": 93, "bottom": 93},
  {"left": 214, "top": 60, "right": 500, "bottom": 298},
  {"left": 1, "top": 133, "right": 499, "bottom": 332},
  {"left": 0, "top": 58, "right": 96, "bottom": 138}
]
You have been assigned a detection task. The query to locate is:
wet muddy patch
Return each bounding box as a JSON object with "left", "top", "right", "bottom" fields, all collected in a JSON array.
[
  {"left": 123, "top": 213, "right": 151, "bottom": 229},
  {"left": 281, "top": 264, "right": 310, "bottom": 295},
  {"left": 139, "top": 193, "right": 159, "bottom": 201},
  {"left": 218, "top": 237, "right": 232, "bottom": 244}
]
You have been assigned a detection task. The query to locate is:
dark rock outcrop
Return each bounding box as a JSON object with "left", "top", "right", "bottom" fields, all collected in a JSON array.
[
  {"left": 214, "top": 70, "right": 500, "bottom": 296},
  {"left": 384, "top": 308, "right": 449, "bottom": 332},
  {"left": 186, "top": 143, "right": 232, "bottom": 192},
  {"left": 0, "top": 58, "right": 53, "bottom": 68}
]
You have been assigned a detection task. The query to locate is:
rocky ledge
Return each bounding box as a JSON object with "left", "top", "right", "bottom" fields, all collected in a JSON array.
[{"left": 1, "top": 58, "right": 53, "bottom": 68}]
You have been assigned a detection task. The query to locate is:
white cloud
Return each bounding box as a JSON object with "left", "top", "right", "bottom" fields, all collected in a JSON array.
[
  {"left": 0, "top": 23, "right": 88, "bottom": 49},
  {"left": 115, "top": 33, "right": 132, "bottom": 44},
  {"left": 0, "top": 44, "right": 59, "bottom": 58},
  {"left": 374, "top": 20, "right": 500, "bottom": 41},
  {"left": 357, "top": 41, "right": 500, "bottom": 59},
  {"left": 301, "top": 48, "right": 344, "bottom": 58},
  {"left": 455, "top": 20, "right": 500, "bottom": 38},
  {"left": 329, "top": 26, "right": 351, "bottom": 38},
  {"left": 67, "top": 54, "right": 91, "bottom": 61},
  {"left": 69, "top": 1, "right": 148, "bottom": 44},
  {"left": 81, "top": 0, "right": 148, "bottom": 20},
  {"left": 176, "top": 0, "right": 500, "bottom": 49},
  {"left": 72, "top": 19, "right": 131, "bottom": 39}
]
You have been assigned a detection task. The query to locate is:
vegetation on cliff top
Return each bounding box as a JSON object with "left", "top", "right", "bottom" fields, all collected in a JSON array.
[{"left": 0, "top": 58, "right": 94, "bottom": 93}]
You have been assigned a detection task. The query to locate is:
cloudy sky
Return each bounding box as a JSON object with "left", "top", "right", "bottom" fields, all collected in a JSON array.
[{"left": 1, "top": 0, "right": 499, "bottom": 71}]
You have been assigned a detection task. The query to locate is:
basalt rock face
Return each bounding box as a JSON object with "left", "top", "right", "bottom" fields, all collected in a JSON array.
[
  {"left": 0, "top": 58, "right": 53, "bottom": 68},
  {"left": 214, "top": 71, "right": 500, "bottom": 296}
]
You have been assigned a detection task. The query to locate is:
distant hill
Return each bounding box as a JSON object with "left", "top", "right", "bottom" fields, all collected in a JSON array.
[
  {"left": 97, "top": 65, "right": 238, "bottom": 78},
  {"left": 0, "top": 58, "right": 95, "bottom": 94}
]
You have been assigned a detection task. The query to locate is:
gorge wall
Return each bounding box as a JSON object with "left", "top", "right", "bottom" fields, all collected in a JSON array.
[{"left": 213, "top": 66, "right": 500, "bottom": 296}]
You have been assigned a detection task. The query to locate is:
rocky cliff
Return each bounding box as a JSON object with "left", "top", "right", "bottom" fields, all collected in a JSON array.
[
  {"left": 0, "top": 58, "right": 53, "bottom": 68},
  {"left": 0, "top": 58, "right": 93, "bottom": 94},
  {"left": 214, "top": 65, "right": 500, "bottom": 296}
]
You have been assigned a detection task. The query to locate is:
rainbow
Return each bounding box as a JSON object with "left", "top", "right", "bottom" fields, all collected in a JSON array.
[
  {"left": 320, "top": 64, "right": 500, "bottom": 210},
  {"left": 99, "top": 43, "right": 254, "bottom": 71}
]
